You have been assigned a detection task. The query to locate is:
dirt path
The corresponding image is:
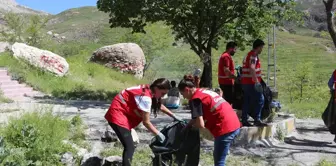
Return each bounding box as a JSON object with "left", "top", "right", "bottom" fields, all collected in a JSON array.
[{"left": 0, "top": 100, "right": 335, "bottom": 165}]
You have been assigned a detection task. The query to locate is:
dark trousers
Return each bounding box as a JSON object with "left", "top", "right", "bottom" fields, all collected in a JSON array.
[
  {"left": 220, "top": 84, "right": 235, "bottom": 105},
  {"left": 109, "top": 123, "right": 135, "bottom": 166}
]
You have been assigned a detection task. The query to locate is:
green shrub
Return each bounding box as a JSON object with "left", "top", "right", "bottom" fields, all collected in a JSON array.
[{"left": 0, "top": 110, "right": 76, "bottom": 165}]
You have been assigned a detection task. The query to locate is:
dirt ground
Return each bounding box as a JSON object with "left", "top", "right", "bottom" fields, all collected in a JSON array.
[{"left": 0, "top": 101, "right": 335, "bottom": 166}]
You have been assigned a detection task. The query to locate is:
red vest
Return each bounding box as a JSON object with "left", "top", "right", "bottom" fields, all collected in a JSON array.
[
  {"left": 105, "top": 85, "right": 152, "bottom": 130},
  {"left": 191, "top": 89, "right": 241, "bottom": 138},
  {"left": 218, "top": 52, "right": 235, "bottom": 85},
  {"left": 241, "top": 51, "right": 262, "bottom": 84}
]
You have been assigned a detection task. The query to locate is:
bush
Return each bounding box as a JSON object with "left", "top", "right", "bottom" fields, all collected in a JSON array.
[{"left": 0, "top": 110, "right": 76, "bottom": 165}]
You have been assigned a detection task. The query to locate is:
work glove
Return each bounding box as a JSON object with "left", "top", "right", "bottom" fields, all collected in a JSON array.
[
  {"left": 156, "top": 132, "right": 166, "bottom": 143},
  {"left": 254, "top": 82, "right": 263, "bottom": 93}
]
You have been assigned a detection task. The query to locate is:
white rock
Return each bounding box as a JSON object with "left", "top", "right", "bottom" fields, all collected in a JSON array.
[{"left": 11, "top": 42, "right": 69, "bottom": 76}]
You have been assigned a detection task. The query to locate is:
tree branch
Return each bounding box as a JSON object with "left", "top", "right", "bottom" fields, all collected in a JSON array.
[
  {"left": 206, "top": 16, "right": 218, "bottom": 50},
  {"left": 323, "top": 0, "right": 336, "bottom": 48}
]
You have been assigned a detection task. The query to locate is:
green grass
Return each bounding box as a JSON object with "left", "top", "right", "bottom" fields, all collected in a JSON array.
[
  {"left": 2, "top": 6, "right": 336, "bottom": 118},
  {"left": 0, "top": 109, "right": 82, "bottom": 165},
  {"left": 317, "top": 159, "right": 336, "bottom": 166},
  {"left": 100, "top": 147, "right": 263, "bottom": 166},
  {"left": 0, "top": 91, "right": 13, "bottom": 104},
  {"left": 0, "top": 50, "right": 146, "bottom": 101}
]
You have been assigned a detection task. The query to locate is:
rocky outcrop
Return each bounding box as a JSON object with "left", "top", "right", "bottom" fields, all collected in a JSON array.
[
  {"left": 90, "top": 43, "right": 146, "bottom": 79},
  {"left": 11, "top": 42, "right": 69, "bottom": 76}
]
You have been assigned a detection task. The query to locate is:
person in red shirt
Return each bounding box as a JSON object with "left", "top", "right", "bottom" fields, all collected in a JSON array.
[
  {"left": 218, "top": 42, "right": 238, "bottom": 105},
  {"left": 178, "top": 75, "right": 241, "bottom": 166},
  {"left": 241, "top": 39, "right": 267, "bottom": 127},
  {"left": 105, "top": 78, "right": 183, "bottom": 166}
]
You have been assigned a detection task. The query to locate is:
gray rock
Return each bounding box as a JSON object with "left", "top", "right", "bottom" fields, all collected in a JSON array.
[
  {"left": 90, "top": 43, "right": 146, "bottom": 79},
  {"left": 61, "top": 152, "right": 75, "bottom": 166},
  {"left": 102, "top": 156, "right": 122, "bottom": 166}
]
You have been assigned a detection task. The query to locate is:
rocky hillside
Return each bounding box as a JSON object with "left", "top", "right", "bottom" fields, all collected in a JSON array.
[{"left": 0, "top": 0, "right": 49, "bottom": 15}]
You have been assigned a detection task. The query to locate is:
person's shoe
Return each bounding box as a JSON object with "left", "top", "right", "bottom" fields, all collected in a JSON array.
[
  {"left": 254, "top": 120, "right": 268, "bottom": 127},
  {"left": 242, "top": 121, "right": 253, "bottom": 127}
]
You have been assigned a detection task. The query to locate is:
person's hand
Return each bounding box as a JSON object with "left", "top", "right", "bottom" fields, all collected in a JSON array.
[
  {"left": 254, "top": 82, "right": 263, "bottom": 93},
  {"left": 156, "top": 132, "right": 166, "bottom": 143}
]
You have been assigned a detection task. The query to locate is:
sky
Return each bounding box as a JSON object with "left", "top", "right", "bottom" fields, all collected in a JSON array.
[{"left": 16, "top": 0, "right": 97, "bottom": 14}]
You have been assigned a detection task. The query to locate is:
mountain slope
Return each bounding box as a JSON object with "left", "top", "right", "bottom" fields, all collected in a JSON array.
[{"left": 0, "top": 0, "right": 49, "bottom": 15}]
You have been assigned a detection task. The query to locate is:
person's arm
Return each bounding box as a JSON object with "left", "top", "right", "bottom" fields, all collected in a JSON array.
[
  {"left": 142, "top": 112, "right": 160, "bottom": 135},
  {"left": 328, "top": 73, "right": 334, "bottom": 90},
  {"left": 223, "top": 56, "right": 236, "bottom": 79},
  {"left": 249, "top": 56, "right": 259, "bottom": 83},
  {"left": 134, "top": 95, "right": 160, "bottom": 135},
  {"left": 160, "top": 104, "right": 174, "bottom": 117},
  {"left": 190, "top": 98, "right": 205, "bottom": 129}
]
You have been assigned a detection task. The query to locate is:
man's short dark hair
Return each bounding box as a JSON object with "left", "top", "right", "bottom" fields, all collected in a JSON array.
[
  {"left": 253, "top": 39, "right": 265, "bottom": 49},
  {"left": 226, "top": 41, "right": 237, "bottom": 50},
  {"left": 171, "top": 80, "right": 176, "bottom": 87}
]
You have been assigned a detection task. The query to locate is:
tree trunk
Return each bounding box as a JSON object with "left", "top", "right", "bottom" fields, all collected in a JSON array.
[
  {"left": 323, "top": 0, "right": 336, "bottom": 48},
  {"left": 200, "top": 49, "right": 212, "bottom": 88}
]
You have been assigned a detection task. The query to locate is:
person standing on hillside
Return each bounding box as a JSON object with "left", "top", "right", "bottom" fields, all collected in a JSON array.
[
  {"left": 241, "top": 39, "right": 267, "bottom": 127},
  {"left": 218, "top": 42, "right": 238, "bottom": 105},
  {"left": 104, "top": 78, "right": 183, "bottom": 166}
]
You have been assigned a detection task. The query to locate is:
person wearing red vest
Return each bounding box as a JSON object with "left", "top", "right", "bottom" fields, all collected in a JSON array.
[
  {"left": 241, "top": 39, "right": 267, "bottom": 127},
  {"left": 218, "top": 41, "right": 238, "bottom": 105},
  {"left": 105, "top": 78, "right": 183, "bottom": 166},
  {"left": 178, "top": 75, "right": 241, "bottom": 166}
]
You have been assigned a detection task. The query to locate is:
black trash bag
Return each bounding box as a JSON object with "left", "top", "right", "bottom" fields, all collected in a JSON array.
[
  {"left": 149, "top": 121, "right": 200, "bottom": 166},
  {"left": 322, "top": 90, "right": 336, "bottom": 135}
]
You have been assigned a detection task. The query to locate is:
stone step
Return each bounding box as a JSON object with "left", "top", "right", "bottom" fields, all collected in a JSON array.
[
  {"left": 0, "top": 83, "right": 26, "bottom": 89},
  {"left": 3, "top": 91, "right": 37, "bottom": 98},
  {"left": 0, "top": 76, "right": 11, "bottom": 81},
  {"left": 3, "top": 87, "right": 33, "bottom": 94},
  {"left": 0, "top": 69, "right": 7, "bottom": 76},
  {"left": 2, "top": 85, "right": 31, "bottom": 92},
  {"left": 0, "top": 80, "right": 19, "bottom": 85}
]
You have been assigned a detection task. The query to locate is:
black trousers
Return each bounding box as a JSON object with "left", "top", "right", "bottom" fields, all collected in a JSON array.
[
  {"left": 109, "top": 123, "right": 135, "bottom": 166},
  {"left": 220, "top": 84, "right": 235, "bottom": 105}
]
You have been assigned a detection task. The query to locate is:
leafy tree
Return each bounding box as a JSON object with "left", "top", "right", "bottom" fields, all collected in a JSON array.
[
  {"left": 97, "top": 0, "right": 298, "bottom": 87},
  {"left": 323, "top": 0, "right": 336, "bottom": 48},
  {"left": 0, "top": 13, "right": 48, "bottom": 47},
  {"left": 284, "top": 62, "right": 313, "bottom": 103}
]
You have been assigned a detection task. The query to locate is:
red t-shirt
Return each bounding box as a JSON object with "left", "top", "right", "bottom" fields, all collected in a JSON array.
[{"left": 218, "top": 52, "right": 235, "bottom": 85}]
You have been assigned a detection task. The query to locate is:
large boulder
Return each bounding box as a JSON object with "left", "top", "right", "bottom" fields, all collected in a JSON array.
[
  {"left": 11, "top": 42, "right": 69, "bottom": 76},
  {"left": 90, "top": 43, "right": 146, "bottom": 79},
  {"left": 0, "top": 42, "right": 10, "bottom": 53}
]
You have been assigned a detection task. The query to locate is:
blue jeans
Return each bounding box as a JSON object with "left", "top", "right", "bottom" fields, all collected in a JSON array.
[
  {"left": 213, "top": 129, "right": 240, "bottom": 166},
  {"left": 242, "top": 84, "right": 264, "bottom": 122}
]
